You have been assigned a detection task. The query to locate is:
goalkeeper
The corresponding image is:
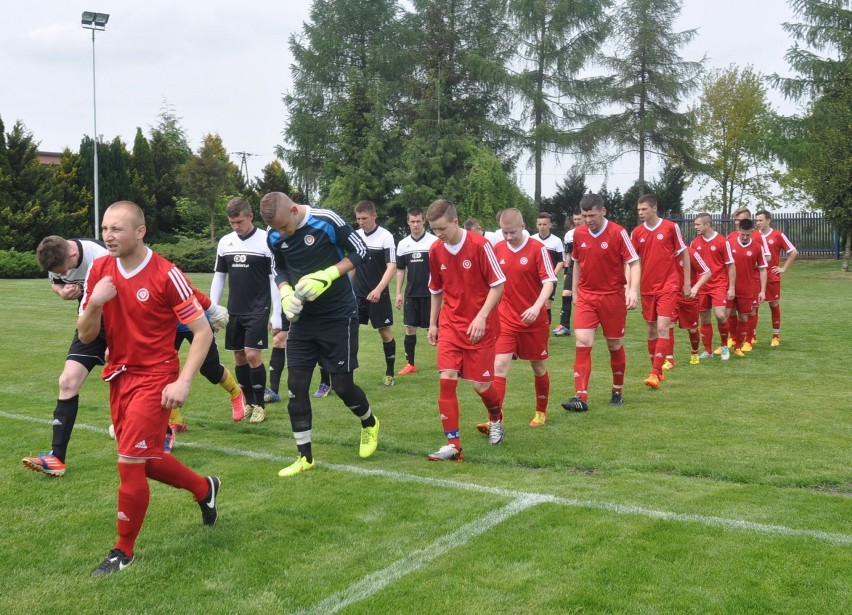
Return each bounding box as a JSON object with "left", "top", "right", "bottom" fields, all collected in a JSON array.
[{"left": 259, "top": 192, "right": 381, "bottom": 476}]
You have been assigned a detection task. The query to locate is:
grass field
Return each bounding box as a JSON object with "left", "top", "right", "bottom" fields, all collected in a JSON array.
[{"left": 1, "top": 260, "right": 850, "bottom": 614}]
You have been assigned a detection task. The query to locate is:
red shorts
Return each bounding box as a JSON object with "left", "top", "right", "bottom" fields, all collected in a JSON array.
[
  {"left": 766, "top": 280, "right": 781, "bottom": 302},
  {"left": 495, "top": 326, "right": 549, "bottom": 361},
  {"left": 437, "top": 339, "right": 496, "bottom": 383},
  {"left": 107, "top": 367, "right": 174, "bottom": 459},
  {"left": 676, "top": 297, "right": 699, "bottom": 329},
  {"left": 734, "top": 295, "right": 758, "bottom": 315},
  {"left": 698, "top": 285, "right": 728, "bottom": 311},
  {"left": 574, "top": 293, "right": 627, "bottom": 339},
  {"left": 641, "top": 291, "right": 678, "bottom": 323}
]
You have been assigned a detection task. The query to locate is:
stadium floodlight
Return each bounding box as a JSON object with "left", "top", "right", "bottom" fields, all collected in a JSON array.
[{"left": 81, "top": 11, "right": 109, "bottom": 239}]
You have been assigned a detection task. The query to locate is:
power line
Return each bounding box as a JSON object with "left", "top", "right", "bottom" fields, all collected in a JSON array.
[{"left": 232, "top": 151, "right": 260, "bottom": 182}]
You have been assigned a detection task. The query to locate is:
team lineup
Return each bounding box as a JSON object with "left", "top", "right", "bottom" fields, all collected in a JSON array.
[{"left": 20, "top": 193, "right": 798, "bottom": 576}]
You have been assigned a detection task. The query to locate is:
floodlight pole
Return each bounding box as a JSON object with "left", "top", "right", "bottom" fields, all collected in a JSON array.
[{"left": 82, "top": 12, "right": 108, "bottom": 239}]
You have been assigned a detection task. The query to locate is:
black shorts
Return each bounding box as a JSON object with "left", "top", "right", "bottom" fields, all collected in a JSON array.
[
  {"left": 67, "top": 329, "right": 107, "bottom": 372},
  {"left": 357, "top": 294, "right": 394, "bottom": 329},
  {"left": 277, "top": 311, "right": 291, "bottom": 333},
  {"left": 286, "top": 317, "right": 360, "bottom": 373},
  {"left": 403, "top": 296, "right": 431, "bottom": 329},
  {"left": 225, "top": 313, "right": 268, "bottom": 351},
  {"left": 175, "top": 328, "right": 225, "bottom": 385}
]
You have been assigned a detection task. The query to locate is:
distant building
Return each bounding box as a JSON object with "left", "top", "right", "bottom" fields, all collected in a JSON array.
[{"left": 37, "top": 151, "right": 62, "bottom": 166}]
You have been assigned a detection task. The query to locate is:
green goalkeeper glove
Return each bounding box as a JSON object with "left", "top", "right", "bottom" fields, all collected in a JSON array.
[
  {"left": 295, "top": 265, "right": 341, "bottom": 301},
  {"left": 280, "top": 284, "right": 304, "bottom": 321}
]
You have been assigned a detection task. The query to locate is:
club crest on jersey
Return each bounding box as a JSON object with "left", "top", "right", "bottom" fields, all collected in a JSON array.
[
  {"left": 600, "top": 242, "right": 609, "bottom": 250},
  {"left": 746, "top": 250, "right": 753, "bottom": 256},
  {"left": 136, "top": 288, "right": 150, "bottom": 302},
  {"left": 657, "top": 233, "right": 664, "bottom": 240},
  {"left": 710, "top": 246, "right": 717, "bottom": 251},
  {"left": 462, "top": 259, "right": 472, "bottom": 269},
  {"left": 234, "top": 254, "right": 247, "bottom": 263},
  {"left": 304, "top": 235, "right": 315, "bottom": 246},
  {"left": 520, "top": 257, "right": 529, "bottom": 265}
]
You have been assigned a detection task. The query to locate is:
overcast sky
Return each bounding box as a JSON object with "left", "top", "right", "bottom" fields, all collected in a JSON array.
[{"left": 1, "top": 1, "right": 803, "bottom": 207}]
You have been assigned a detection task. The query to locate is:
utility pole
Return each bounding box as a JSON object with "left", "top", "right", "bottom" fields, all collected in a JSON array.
[{"left": 232, "top": 151, "right": 259, "bottom": 184}]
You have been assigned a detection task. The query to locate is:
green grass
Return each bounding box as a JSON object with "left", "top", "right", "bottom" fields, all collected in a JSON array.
[{"left": 1, "top": 261, "right": 850, "bottom": 614}]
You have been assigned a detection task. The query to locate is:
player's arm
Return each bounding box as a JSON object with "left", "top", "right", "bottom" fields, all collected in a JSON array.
[
  {"left": 679, "top": 248, "right": 691, "bottom": 297},
  {"left": 625, "top": 260, "right": 640, "bottom": 310},
  {"left": 572, "top": 258, "right": 580, "bottom": 301},
  {"left": 428, "top": 291, "right": 443, "bottom": 345},
  {"left": 395, "top": 268, "right": 406, "bottom": 310},
  {"left": 726, "top": 263, "right": 736, "bottom": 300},
  {"left": 77, "top": 275, "right": 116, "bottom": 343},
  {"left": 161, "top": 314, "right": 213, "bottom": 409},
  {"left": 467, "top": 282, "right": 503, "bottom": 344},
  {"left": 368, "top": 260, "right": 397, "bottom": 303},
  {"left": 757, "top": 267, "right": 767, "bottom": 304},
  {"left": 522, "top": 281, "right": 554, "bottom": 324},
  {"left": 692, "top": 270, "right": 712, "bottom": 298},
  {"left": 778, "top": 246, "right": 798, "bottom": 275}
]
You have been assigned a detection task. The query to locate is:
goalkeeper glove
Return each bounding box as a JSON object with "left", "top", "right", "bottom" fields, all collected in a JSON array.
[
  {"left": 208, "top": 303, "right": 229, "bottom": 332},
  {"left": 295, "top": 265, "right": 341, "bottom": 301},
  {"left": 280, "top": 284, "right": 304, "bottom": 321}
]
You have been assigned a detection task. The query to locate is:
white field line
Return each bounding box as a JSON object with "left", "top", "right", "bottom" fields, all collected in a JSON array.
[
  {"left": 7, "top": 411, "right": 852, "bottom": 547},
  {"left": 295, "top": 495, "right": 545, "bottom": 615}
]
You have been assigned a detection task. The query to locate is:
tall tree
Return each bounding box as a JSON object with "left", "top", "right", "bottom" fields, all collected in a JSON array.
[
  {"left": 588, "top": 0, "right": 704, "bottom": 192},
  {"left": 254, "top": 160, "right": 303, "bottom": 204},
  {"left": 649, "top": 160, "right": 686, "bottom": 218},
  {"left": 692, "top": 65, "right": 777, "bottom": 216},
  {"left": 149, "top": 103, "right": 192, "bottom": 236},
  {"left": 178, "top": 133, "right": 238, "bottom": 242},
  {"left": 772, "top": 0, "right": 852, "bottom": 270},
  {"left": 542, "top": 170, "right": 587, "bottom": 230},
  {"left": 128, "top": 127, "right": 158, "bottom": 237},
  {"left": 509, "top": 0, "right": 610, "bottom": 206}
]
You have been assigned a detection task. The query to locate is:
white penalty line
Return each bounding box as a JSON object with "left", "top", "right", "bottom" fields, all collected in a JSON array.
[{"left": 6, "top": 410, "right": 852, "bottom": 547}]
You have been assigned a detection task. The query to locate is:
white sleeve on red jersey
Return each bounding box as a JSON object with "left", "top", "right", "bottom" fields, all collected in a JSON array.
[
  {"left": 673, "top": 223, "right": 687, "bottom": 254},
  {"left": 692, "top": 250, "right": 710, "bottom": 275},
  {"left": 778, "top": 231, "right": 796, "bottom": 252},
  {"left": 620, "top": 228, "right": 640, "bottom": 263},
  {"left": 482, "top": 241, "right": 506, "bottom": 287}
]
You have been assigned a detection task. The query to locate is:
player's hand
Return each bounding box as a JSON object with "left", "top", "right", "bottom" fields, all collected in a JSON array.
[
  {"left": 395, "top": 293, "right": 403, "bottom": 309},
  {"left": 727, "top": 288, "right": 735, "bottom": 301},
  {"left": 757, "top": 292, "right": 765, "bottom": 305},
  {"left": 295, "top": 265, "right": 341, "bottom": 301},
  {"left": 89, "top": 276, "right": 117, "bottom": 307},
  {"left": 280, "top": 285, "right": 304, "bottom": 320},
  {"left": 466, "top": 315, "right": 486, "bottom": 344},
  {"left": 59, "top": 283, "right": 83, "bottom": 300},
  {"left": 520, "top": 306, "right": 540, "bottom": 324},
  {"left": 367, "top": 288, "right": 381, "bottom": 303},
  {"left": 208, "top": 303, "right": 229, "bottom": 332},
  {"left": 625, "top": 289, "right": 638, "bottom": 310},
  {"left": 161, "top": 379, "right": 191, "bottom": 409},
  {"left": 427, "top": 324, "right": 439, "bottom": 346},
  {"left": 772, "top": 266, "right": 782, "bottom": 275}
]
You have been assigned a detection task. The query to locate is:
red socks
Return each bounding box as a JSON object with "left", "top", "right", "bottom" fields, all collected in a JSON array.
[
  {"left": 770, "top": 303, "right": 781, "bottom": 333},
  {"left": 701, "top": 323, "right": 713, "bottom": 352},
  {"left": 491, "top": 376, "right": 507, "bottom": 407},
  {"left": 534, "top": 372, "right": 549, "bottom": 413},
  {"left": 115, "top": 462, "right": 150, "bottom": 558},
  {"left": 609, "top": 346, "right": 626, "bottom": 391},
  {"left": 477, "top": 382, "right": 503, "bottom": 422},
  {"left": 438, "top": 379, "right": 460, "bottom": 448},
  {"left": 574, "top": 346, "right": 592, "bottom": 402},
  {"left": 145, "top": 453, "right": 209, "bottom": 501}
]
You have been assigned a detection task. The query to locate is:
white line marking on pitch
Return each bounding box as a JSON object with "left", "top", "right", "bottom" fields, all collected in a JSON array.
[
  {"left": 7, "top": 411, "right": 851, "bottom": 547},
  {"left": 294, "top": 495, "right": 545, "bottom": 615}
]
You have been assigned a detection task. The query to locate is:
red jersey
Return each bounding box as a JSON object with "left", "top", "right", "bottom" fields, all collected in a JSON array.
[
  {"left": 631, "top": 218, "right": 687, "bottom": 295},
  {"left": 676, "top": 247, "right": 710, "bottom": 288},
  {"left": 729, "top": 237, "right": 767, "bottom": 296},
  {"left": 690, "top": 231, "right": 733, "bottom": 291},
  {"left": 429, "top": 230, "right": 506, "bottom": 348},
  {"left": 728, "top": 230, "right": 770, "bottom": 260},
  {"left": 83, "top": 248, "right": 206, "bottom": 372},
  {"left": 572, "top": 219, "right": 638, "bottom": 295},
  {"left": 493, "top": 237, "right": 557, "bottom": 331},
  {"left": 760, "top": 229, "right": 796, "bottom": 282}
]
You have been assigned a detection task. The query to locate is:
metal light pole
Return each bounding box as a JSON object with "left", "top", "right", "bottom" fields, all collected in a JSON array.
[{"left": 81, "top": 11, "right": 109, "bottom": 239}]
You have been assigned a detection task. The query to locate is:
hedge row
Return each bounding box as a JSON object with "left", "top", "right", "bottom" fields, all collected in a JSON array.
[{"left": 0, "top": 238, "right": 216, "bottom": 279}]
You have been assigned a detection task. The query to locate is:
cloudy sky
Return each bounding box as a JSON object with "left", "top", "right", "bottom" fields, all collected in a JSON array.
[{"left": 1, "top": 1, "right": 803, "bottom": 205}]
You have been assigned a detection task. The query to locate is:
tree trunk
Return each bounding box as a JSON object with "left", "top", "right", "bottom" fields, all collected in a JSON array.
[{"left": 843, "top": 226, "right": 851, "bottom": 272}]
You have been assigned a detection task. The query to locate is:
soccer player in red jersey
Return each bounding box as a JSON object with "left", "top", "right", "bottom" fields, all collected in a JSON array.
[
  {"left": 426, "top": 200, "right": 505, "bottom": 461},
  {"left": 670, "top": 246, "right": 712, "bottom": 366},
  {"left": 755, "top": 210, "right": 798, "bottom": 346},
  {"left": 490, "top": 208, "right": 557, "bottom": 428},
  {"left": 563, "top": 193, "right": 640, "bottom": 411},
  {"left": 691, "top": 213, "right": 736, "bottom": 359},
  {"left": 726, "top": 208, "right": 771, "bottom": 350},
  {"left": 728, "top": 218, "right": 768, "bottom": 356},
  {"left": 630, "top": 194, "right": 689, "bottom": 389},
  {"left": 77, "top": 201, "right": 219, "bottom": 577}
]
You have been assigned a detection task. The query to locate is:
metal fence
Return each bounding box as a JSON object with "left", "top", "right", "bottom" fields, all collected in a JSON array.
[{"left": 670, "top": 213, "right": 841, "bottom": 259}]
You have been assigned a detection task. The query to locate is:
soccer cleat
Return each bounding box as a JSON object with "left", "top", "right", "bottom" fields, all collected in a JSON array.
[
  {"left": 198, "top": 476, "right": 221, "bottom": 526},
  {"left": 727, "top": 338, "right": 735, "bottom": 348},
  {"left": 476, "top": 421, "right": 490, "bottom": 435},
  {"left": 488, "top": 420, "right": 504, "bottom": 445},
  {"left": 609, "top": 391, "right": 623, "bottom": 406},
  {"left": 561, "top": 396, "right": 589, "bottom": 412},
  {"left": 248, "top": 405, "right": 266, "bottom": 424},
  {"left": 427, "top": 443, "right": 464, "bottom": 462},
  {"left": 713, "top": 346, "right": 722, "bottom": 356},
  {"left": 771, "top": 337, "right": 780, "bottom": 347},
  {"left": 92, "top": 548, "right": 134, "bottom": 577},
  {"left": 643, "top": 373, "right": 660, "bottom": 389},
  {"left": 741, "top": 342, "right": 753, "bottom": 352},
  {"left": 699, "top": 350, "right": 712, "bottom": 360},
  {"left": 21, "top": 453, "right": 66, "bottom": 477},
  {"left": 721, "top": 346, "right": 730, "bottom": 361},
  {"left": 278, "top": 456, "right": 315, "bottom": 477},
  {"left": 552, "top": 325, "right": 570, "bottom": 337},
  {"left": 313, "top": 383, "right": 332, "bottom": 398},
  {"left": 382, "top": 375, "right": 395, "bottom": 387},
  {"left": 170, "top": 422, "right": 188, "bottom": 433},
  {"left": 750, "top": 337, "right": 758, "bottom": 345},
  {"left": 164, "top": 426, "right": 175, "bottom": 455},
  {"left": 662, "top": 359, "right": 674, "bottom": 370},
  {"left": 231, "top": 393, "right": 247, "bottom": 422},
  {"left": 359, "top": 417, "right": 380, "bottom": 458},
  {"left": 529, "top": 411, "right": 547, "bottom": 427},
  {"left": 398, "top": 363, "right": 417, "bottom": 375},
  {"left": 733, "top": 348, "right": 746, "bottom": 357},
  {"left": 264, "top": 388, "right": 281, "bottom": 403},
  {"left": 689, "top": 353, "right": 700, "bottom": 365}
]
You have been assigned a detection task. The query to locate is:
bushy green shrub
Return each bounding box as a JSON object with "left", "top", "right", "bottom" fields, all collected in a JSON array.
[
  {"left": 150, "top": 237, "right": 216, "bottom": 273},
  {"left": 0, "top": 249, "right": 43, "bottom": 279}
]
